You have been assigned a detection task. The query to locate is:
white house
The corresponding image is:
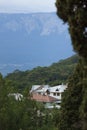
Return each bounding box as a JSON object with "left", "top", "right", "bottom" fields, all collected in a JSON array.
[{"left": 30, "top": 84, "right": 67, "bottom": 108}]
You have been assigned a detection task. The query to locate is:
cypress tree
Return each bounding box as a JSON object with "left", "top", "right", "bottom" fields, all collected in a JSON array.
[{"left": 56, "top": 0, "right": 87, "bottom": 130}]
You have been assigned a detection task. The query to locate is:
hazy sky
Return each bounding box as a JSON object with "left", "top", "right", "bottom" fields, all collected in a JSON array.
[{"left": 0, "top": 0, "right": 56, "bottom": 13}]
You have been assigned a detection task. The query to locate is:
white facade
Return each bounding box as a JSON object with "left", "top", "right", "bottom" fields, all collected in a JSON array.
[
  {"left": 31, "top": 84, "right": 67, "bottom": 99},
  {"left": 48, "top": 84, "right": 67, "bottom": 100},
  {"left": 30, "top": 84, "right": 67, "bottom": 108}
]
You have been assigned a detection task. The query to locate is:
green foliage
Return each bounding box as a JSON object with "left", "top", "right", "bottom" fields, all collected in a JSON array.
[
  {"left": 5, "top": 55, "right": 78, "bottom": 91},
  {"left": 0, "top": 55, "right": 79, "bottom": 130},
  {"left": 56, "top": 0, "right": 87, "bottom": 130},
  {"left": 56, "top": 0, "right": 87, "bottom": 57},
  {"left": 0, "top": 73, "right": 60, "bottom": 130},
  {"left": 58, "top": 60, "right": 83, "bottom": 130}
]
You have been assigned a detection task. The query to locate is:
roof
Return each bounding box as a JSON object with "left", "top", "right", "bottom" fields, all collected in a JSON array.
[
  {"left": 30, "top": 85, "right": 49, "bottom": 93},
  {"left": 49, "top": 84, "right": 67, "bottom": 93},
  {"left": 30, "top": 84, "right": 67, "bottom": 93},
  {"left": 31, "top": 93, "right": 58, "bottom": 103}
]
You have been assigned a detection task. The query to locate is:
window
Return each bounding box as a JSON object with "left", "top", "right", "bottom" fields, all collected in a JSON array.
[
  {"left": 57, "top": 93, "right": 60, "bottom": 96},
  {"left": 53, "top": 93, "right": 56, "bottom": 96}
]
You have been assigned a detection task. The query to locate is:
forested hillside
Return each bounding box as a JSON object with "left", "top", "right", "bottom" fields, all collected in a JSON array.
[
  {"left": 0, "top": 54, "right": 78, "bottom": 130},
  {"left": 5, "top": 55, "right": 78, "bottom": 91},
  {"left": 0, "top": 73, "right": 59, "bottom": 130}
]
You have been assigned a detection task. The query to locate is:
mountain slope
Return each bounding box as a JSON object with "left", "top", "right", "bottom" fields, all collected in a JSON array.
[{"left": 5, "top": 55, "right": 78, "bottom": 91}]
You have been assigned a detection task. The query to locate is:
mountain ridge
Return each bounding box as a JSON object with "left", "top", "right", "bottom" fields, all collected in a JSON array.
[
  {"left": 0, "top": 13, "right": 74, "bottom": 75},
  {"left": 0, "top": 12, "right": 67, "bottom": 35}
]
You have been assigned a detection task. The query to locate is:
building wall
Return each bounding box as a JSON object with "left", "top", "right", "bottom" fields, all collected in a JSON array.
[{"left": 49, "top": 92, "right": 61, "bottom": 100}]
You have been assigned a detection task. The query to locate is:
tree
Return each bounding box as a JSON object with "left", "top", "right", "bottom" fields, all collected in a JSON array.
[
  {"left": 56, "top": 0, "right": 87, "bottom": 130},
  {"left": 0, "top": 74, "right": 10, "bottom": 130},
  {"left": 56, "top": 0, "right": 87, "bottom": 57}
]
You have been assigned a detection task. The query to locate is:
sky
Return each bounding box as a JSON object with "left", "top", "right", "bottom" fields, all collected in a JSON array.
[{"left": 0, "top": 0, "right": 56, "bottom": 13}]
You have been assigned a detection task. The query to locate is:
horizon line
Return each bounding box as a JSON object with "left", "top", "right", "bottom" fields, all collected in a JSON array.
[{"left": 0, "top": 11, "right": 56, "bottom": 14}]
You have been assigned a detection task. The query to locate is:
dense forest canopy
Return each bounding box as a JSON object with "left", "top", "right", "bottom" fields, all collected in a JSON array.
[{"left": 56, "top": 0, "right": 87, "bottom": 130}]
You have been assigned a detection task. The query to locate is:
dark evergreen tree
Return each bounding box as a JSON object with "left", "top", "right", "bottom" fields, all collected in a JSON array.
[
  {"left": 56, "top": 0, "right": 87, "bottom": 57},
  {"left": 0, "top": 74, "right": 10, "bottom": 130},
  {"left": 56, "top": 0, "right": 87, "bottom": 130}
]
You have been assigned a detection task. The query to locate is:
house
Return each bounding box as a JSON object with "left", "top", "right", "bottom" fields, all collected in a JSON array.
[{"left": 30, "top": 84, "right": 67, "bottom": 108}]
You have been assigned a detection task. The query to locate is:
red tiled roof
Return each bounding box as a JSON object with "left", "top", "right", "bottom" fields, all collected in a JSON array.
[{"left": 31, "top": 93, "right": 58, "bottom": 103}]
